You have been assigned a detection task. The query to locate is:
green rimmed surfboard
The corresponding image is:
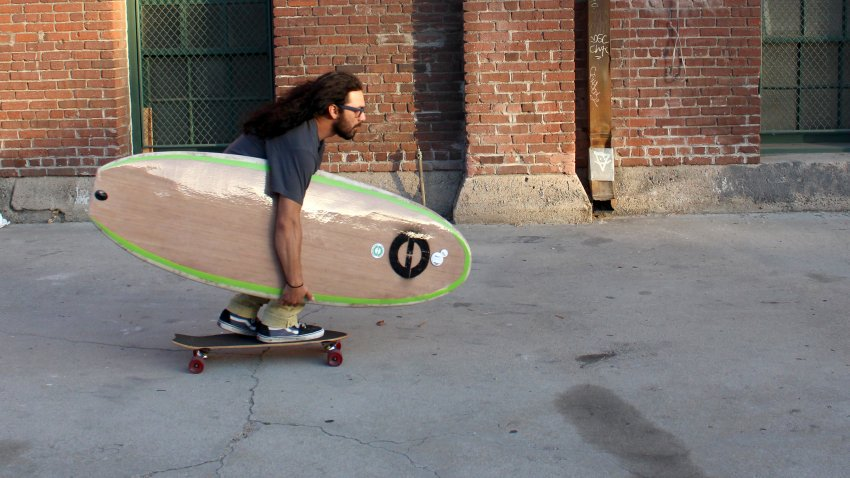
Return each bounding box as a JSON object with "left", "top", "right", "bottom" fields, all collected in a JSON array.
[{"left": 88, "top": 152, "right": 471, "bottom": 306}]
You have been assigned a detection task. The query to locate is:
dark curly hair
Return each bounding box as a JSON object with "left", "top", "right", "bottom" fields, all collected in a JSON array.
[{"left": 242, "top": 71, "right": 364, "bottom": 139}]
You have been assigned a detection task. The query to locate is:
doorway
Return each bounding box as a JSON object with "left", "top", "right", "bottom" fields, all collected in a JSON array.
[{"left": 127, "top": 0, "right": 274, "bottom": 152}]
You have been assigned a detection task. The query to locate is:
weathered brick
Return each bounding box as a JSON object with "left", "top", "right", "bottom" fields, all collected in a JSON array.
[
  {"left": 603, "top": 0, "right": 760, "bottom": 168},
  {"left": 464, "top": 0, "right": 577, "bottom": 176},
  {"left": 3, "top": 0, "right": 761, "bottom": 180},
  {"left": 0, "top": 0, "right": 131, "bottom": 178}
]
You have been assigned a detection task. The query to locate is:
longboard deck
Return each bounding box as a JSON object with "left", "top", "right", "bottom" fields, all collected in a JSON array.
[
  {"left": 173, "top": 331, "right": 348, "bottom": 373},
  {"left": 172, "top": 330, "right": 347, "bottom": 350},
  {"left": 89, "top": 152, "right": 471, "bottom": 307}
]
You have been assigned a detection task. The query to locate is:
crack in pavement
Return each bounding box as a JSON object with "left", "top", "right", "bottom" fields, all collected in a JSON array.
[
  {"left": 140, "top": 347, "right": 440, "bottom": 477},
  {"left": 203, "top": 332, "right": 438, "bottom": 477},
  {"left": 213, "top": 348, "right": 266, "bottom": 477},
  {"left": 136, "top": 459, "right": 220, "bottom": 478},
  {"left": 215, "top": 346, "right": 439, "bottom": 478},
  {"left": 254, "top": 422, "right": 440, "bottom": 477},
  {"left": 139, "top": 351, "right": 266, "bottom": 478}
]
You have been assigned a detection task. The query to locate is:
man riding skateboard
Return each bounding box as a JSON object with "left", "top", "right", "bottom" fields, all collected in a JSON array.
[{"left": 216, "top": 71, "right": 366, "bottom": 343}]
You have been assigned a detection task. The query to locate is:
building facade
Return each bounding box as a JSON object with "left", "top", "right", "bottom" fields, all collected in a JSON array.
[{"left": 1, "top": 0, "right": 848, "bottom": 223}]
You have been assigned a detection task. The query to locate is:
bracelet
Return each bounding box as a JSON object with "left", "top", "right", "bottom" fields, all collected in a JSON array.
[{"left": 286, "top": 279, "right": 304, "bottom": 289}]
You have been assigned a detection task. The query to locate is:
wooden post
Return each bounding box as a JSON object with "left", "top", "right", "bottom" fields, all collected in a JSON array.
[
  {"left": 588, "top": 0, "right": 614, "bottom": 201},
  {"left": 143, "top": 107, "right": 154, "bottom": 153}
]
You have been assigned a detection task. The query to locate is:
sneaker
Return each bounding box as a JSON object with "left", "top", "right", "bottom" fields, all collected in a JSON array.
[
  {"left": 256, "top": 322, "right": 324, "bottom": 343},
  {"left": 217, "top": 309, "right": 258, "bottom": 336}
]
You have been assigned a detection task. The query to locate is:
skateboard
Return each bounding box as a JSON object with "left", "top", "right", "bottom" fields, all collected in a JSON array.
[{"left": 172, "top": 330, "right": 347, "bottom": 374}]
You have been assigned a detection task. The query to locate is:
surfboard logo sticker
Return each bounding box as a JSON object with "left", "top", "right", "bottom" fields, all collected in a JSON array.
[
  {"left": 371, "top": 243, "right": 385, "bottom": 259},
  {"left": 389, "top": 232, "right": 430, "bottom": 279}
]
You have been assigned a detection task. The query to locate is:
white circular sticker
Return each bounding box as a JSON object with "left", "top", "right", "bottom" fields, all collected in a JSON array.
[
  {"left": 431, "top": 249, "right": 449, "bottom": 267},
  {"left": 371, "top": 243, "right": 385, "bottom": 259}
]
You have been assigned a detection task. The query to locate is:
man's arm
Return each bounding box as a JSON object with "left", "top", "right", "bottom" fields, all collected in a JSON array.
[{"left": 274, "top": 195, "right": 314, "bottom": 306}]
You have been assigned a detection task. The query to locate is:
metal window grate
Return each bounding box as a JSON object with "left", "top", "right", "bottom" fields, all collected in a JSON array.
[
  {"left": 138, "top": 0, "right": 273, "bottom": 151},
  {"left": 762, "top": 0, "right": 850, "bottom": 132}
]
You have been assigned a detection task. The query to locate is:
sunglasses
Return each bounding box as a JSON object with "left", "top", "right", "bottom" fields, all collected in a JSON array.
[{"left": 337, "top": 104, "right": 366, "bottom": 116}]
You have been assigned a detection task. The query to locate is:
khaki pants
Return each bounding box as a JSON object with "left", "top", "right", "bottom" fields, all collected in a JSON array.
[{"left": 227, "top": 293, "right": 303, "bottom": 328}]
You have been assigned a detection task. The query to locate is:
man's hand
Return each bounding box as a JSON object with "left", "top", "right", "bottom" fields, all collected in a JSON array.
[{"left": 280, "top": 284, "right": 314, "bottom": 306}]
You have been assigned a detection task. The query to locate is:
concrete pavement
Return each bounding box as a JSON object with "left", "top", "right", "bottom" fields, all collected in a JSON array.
[{"left": 1, "top": 213, "right": 849, "bottom": 477}]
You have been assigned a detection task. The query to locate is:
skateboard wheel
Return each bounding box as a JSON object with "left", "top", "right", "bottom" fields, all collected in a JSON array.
[
  {"left": 188, "top": 358, "right": 205, "bottom": 374},
  {"left": 327, "top": 351, "right": 343, "bottom": 367}
]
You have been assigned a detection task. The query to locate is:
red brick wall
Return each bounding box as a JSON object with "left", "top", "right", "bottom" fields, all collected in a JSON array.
[
  {"left": 463, "top": 0, "right": 577, "bottom": 176},
  {"left": 0, "top": 0, "right": 761, "bottom": 182},
  {"left": 273, "top": 0, "right": 466, "bottom": 174},
  {"left": 609, "top": 0, "right": 761, "bottom": 167},
  {"left": 0, "top": 0, "right": 131, "bottom": 178}
]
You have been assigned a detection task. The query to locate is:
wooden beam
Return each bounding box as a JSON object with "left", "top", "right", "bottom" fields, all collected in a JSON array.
[
  {"left": 143, "top": 107, "right": 154, "bottom": 153},
  {"left": 588, "top": 0, "right": 614, "bottom": 201}
]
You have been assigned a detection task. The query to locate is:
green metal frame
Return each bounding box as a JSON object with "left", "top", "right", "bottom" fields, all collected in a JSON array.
[
  {"left": 126, "top": 0, "right": 274, "bottom": 154},
  {"left": 761, "top": 131, "right": 850, "bottom": 154},
  {"left": 127, "top": 0, "right": 144, "bottom": 153},
  {"left": 761, "top": 0, "right": 850, "bottom": 142}
]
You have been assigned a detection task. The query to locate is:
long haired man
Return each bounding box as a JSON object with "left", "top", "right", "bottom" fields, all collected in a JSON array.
[{"left": 217, "top": 71, "right": 366, "bottom": 343}]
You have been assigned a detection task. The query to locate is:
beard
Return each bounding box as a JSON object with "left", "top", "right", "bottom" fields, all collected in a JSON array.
[{"left": 333, "top": 119, "right": 358, "bottom": 141}]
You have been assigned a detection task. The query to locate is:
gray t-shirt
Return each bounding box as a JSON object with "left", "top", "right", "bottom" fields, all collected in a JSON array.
[{"left": 224, "top": 119, "right": 325, "bottom": 204}]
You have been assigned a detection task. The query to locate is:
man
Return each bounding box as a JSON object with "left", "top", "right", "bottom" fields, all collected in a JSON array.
[{"left": 216, "top": 71, "right": 366, "bottom": 343}]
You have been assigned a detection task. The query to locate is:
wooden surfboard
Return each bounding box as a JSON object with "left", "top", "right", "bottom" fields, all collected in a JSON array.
[{"left": 88, "top": 152, "right": 471, "bottom": 306}]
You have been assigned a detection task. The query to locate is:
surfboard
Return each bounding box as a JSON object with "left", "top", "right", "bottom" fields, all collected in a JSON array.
[{"left": 88, "top": 152, "right": 471, "bottom": 306}]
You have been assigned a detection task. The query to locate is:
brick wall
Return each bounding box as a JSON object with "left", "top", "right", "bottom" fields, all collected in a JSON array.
[
  {"left": 610, "top": 0, "right": 761, "bottom": 167},
  {"left": 0, "top": 0, "right": 761, "bottom": 182},
  {"left": 0, "top": 0, "right": 131, "bottom": 178},
  {"left": 273, "top": 0, "right": 466, "bottom": 174},
  {"left": 463, "top": 0, "right": 577, "bottom": 176}
]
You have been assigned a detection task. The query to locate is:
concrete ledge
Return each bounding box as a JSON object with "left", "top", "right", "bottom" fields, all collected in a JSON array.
[
  {"left": 340, "top": 171, "right": 463, "bottom": 219},
  {"left": 0, "top": 173, "right": 463, "bottom": 224},
  {"left": 613, "top": 157, "right": 850, "bottom": 215},
  {"left": 453, "top": 174, "right": 593, "bottom": 224},
  {"left": 1, "top": 177, "right": 94, "bottom": 223},
  {"left": 5, "top": 157, "right": 849, "bottom": 225}
]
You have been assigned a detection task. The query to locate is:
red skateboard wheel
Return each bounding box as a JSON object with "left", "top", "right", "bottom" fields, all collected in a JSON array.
[
  {"left": 327, "top": 351, "right": 343, "bottom": 367},
  {"left": 188, "top": 358, "right": 205, "bottom": 374}
]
